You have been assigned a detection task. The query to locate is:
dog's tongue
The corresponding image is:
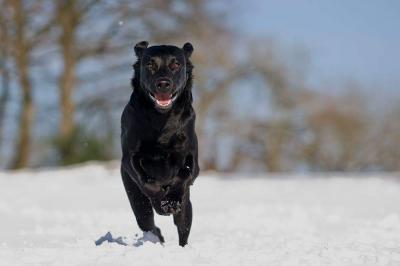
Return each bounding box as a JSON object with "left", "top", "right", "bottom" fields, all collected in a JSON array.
[{"left": 155, "top": 93, "right": 172, "bottom": 107}]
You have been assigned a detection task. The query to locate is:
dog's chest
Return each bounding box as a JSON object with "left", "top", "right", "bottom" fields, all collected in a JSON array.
[
  {"left": 139, "top": 131, "right": 188, "bottom": 178},
  {"left": 140, "top": 130, "right": 187, "bottom": 156}
]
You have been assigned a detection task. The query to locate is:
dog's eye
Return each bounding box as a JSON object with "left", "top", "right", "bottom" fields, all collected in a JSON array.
[
  {"left": 146, "top": 60, "right": 156, "bottom": 69},
  {"left": 169, "top": 62, "right": 181, "bottom": 71}
]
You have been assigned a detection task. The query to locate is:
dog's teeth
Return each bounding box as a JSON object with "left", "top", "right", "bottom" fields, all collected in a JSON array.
[{"left": 156, "top": 99, "right": 172, "bottom": 107}]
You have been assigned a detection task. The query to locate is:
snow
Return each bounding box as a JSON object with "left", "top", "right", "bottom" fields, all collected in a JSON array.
[{"left": 0, "top": 162, "right": 400, "bottom": 266}]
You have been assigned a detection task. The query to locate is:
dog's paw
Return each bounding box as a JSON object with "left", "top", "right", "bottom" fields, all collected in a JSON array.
[
  {"left": 161, "top": 200, "right": 182, "bottom": 214},
  {"left": 150, "top": 227, "right": 165, "bottom": 243}
]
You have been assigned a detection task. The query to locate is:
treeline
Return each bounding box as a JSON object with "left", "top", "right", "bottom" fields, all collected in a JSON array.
[{"left": 0, "top": 0, "right": 399, "bottom": 171}]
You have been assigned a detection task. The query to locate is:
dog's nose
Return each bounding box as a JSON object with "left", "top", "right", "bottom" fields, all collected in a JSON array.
[{"left": 156, "top": 79, "right": 171, "bottom": 90}]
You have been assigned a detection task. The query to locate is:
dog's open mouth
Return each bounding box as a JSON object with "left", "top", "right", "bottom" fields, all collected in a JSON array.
[{"left": 149, "top": 92, "right": 178, "bottom": 108}]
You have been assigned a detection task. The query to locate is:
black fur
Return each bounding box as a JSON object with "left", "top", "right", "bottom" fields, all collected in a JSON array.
[{"left": 120, "top": 41, "right": 199, "bottom": 246}]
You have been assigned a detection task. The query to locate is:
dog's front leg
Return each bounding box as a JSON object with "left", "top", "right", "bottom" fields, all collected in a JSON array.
[
  {"left": 173, "top": 186, "right": 192, "bottom": 247},
  {"left": 121, "top": 155, "right": 165, "bottom": 243}
]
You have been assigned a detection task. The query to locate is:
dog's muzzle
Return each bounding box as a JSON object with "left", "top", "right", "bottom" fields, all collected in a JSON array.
[{"left": 148, "top": 91, "right": 178, "bottom": 108}]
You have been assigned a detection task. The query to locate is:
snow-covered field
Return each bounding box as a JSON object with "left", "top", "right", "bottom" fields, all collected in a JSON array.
[{"left": 1, "top": 163, "right": 399, "bottom": 266}]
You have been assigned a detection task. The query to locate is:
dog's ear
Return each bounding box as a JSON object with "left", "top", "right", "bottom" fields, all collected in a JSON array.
[
  {"left": 134, "top": 41, "right": 149, "bottom": 58},
  {"left": 182, "top": 42, "right": 193, "bottom": 58}
]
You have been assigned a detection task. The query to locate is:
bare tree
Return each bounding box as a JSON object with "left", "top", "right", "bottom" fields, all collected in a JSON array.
[
  {"left": 302, "top": 95, "right": 366, "bottom": 171},
  {"left": 2, "top": 0, "right": 55, "bottom": 168},
  {"left": 0, "top": 8, "right": 11, "bottom": 148},
  {"left": 53, "top": 0, "right": 140, "bottom": 162},
  {"left": 56, "top": 0, "right": 79, "bottom": 145},
  {"left": 6, "top": 0, "right": 35, "bottom": 168},
  {"left": 359, "top": 104, "right": 400, "bottom": 171}
]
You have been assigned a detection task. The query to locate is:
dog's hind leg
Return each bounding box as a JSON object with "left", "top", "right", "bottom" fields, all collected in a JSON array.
[
  {"left": 173, "top": 190, "right": 192, "bottom": 246},
  {"left": 121, "top": 168, "right": 164, "bottom": 243}
]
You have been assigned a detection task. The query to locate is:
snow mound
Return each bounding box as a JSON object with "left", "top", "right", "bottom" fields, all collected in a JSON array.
[
  {"left": 0, "top": 164, "right": 400, "bottom": 266},
  {"left": 95, "top": 231, "right": 162, "bottom": 247},
  {"left": 95, "top": 231, "right": 128, "bottom": 246}
]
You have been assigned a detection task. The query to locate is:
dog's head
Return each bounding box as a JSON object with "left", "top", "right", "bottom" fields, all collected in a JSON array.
[{"left": 133, "top": 41, "right": 194, "bottom": 112}]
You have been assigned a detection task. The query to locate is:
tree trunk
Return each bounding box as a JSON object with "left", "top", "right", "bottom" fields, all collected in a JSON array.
[
  {"left": 57, "top": 1, "right": 78, "bottom": 154},
  {"left": 0, "top": 68, "right": 10, "bottom": 143},
  {"left": 0, "top": 13, "right": 11, "bottom": 148},
  {"left": 9, "top": 0, "right": 34, "bottom": 169}
]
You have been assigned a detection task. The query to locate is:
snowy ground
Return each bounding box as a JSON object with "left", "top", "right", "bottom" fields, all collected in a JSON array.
[{"left": 0, "top": 162, "right": 400, "bottom": 266}]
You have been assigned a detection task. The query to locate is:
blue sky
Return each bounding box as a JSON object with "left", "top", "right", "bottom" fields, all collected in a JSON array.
[{"left": 229, "top": 0, "right": 400, "bottom": 96}]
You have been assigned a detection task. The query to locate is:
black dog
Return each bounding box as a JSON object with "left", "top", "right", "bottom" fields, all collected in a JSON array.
[{"left": 120, "top": 41, "right": 199, "bottom": 246}]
